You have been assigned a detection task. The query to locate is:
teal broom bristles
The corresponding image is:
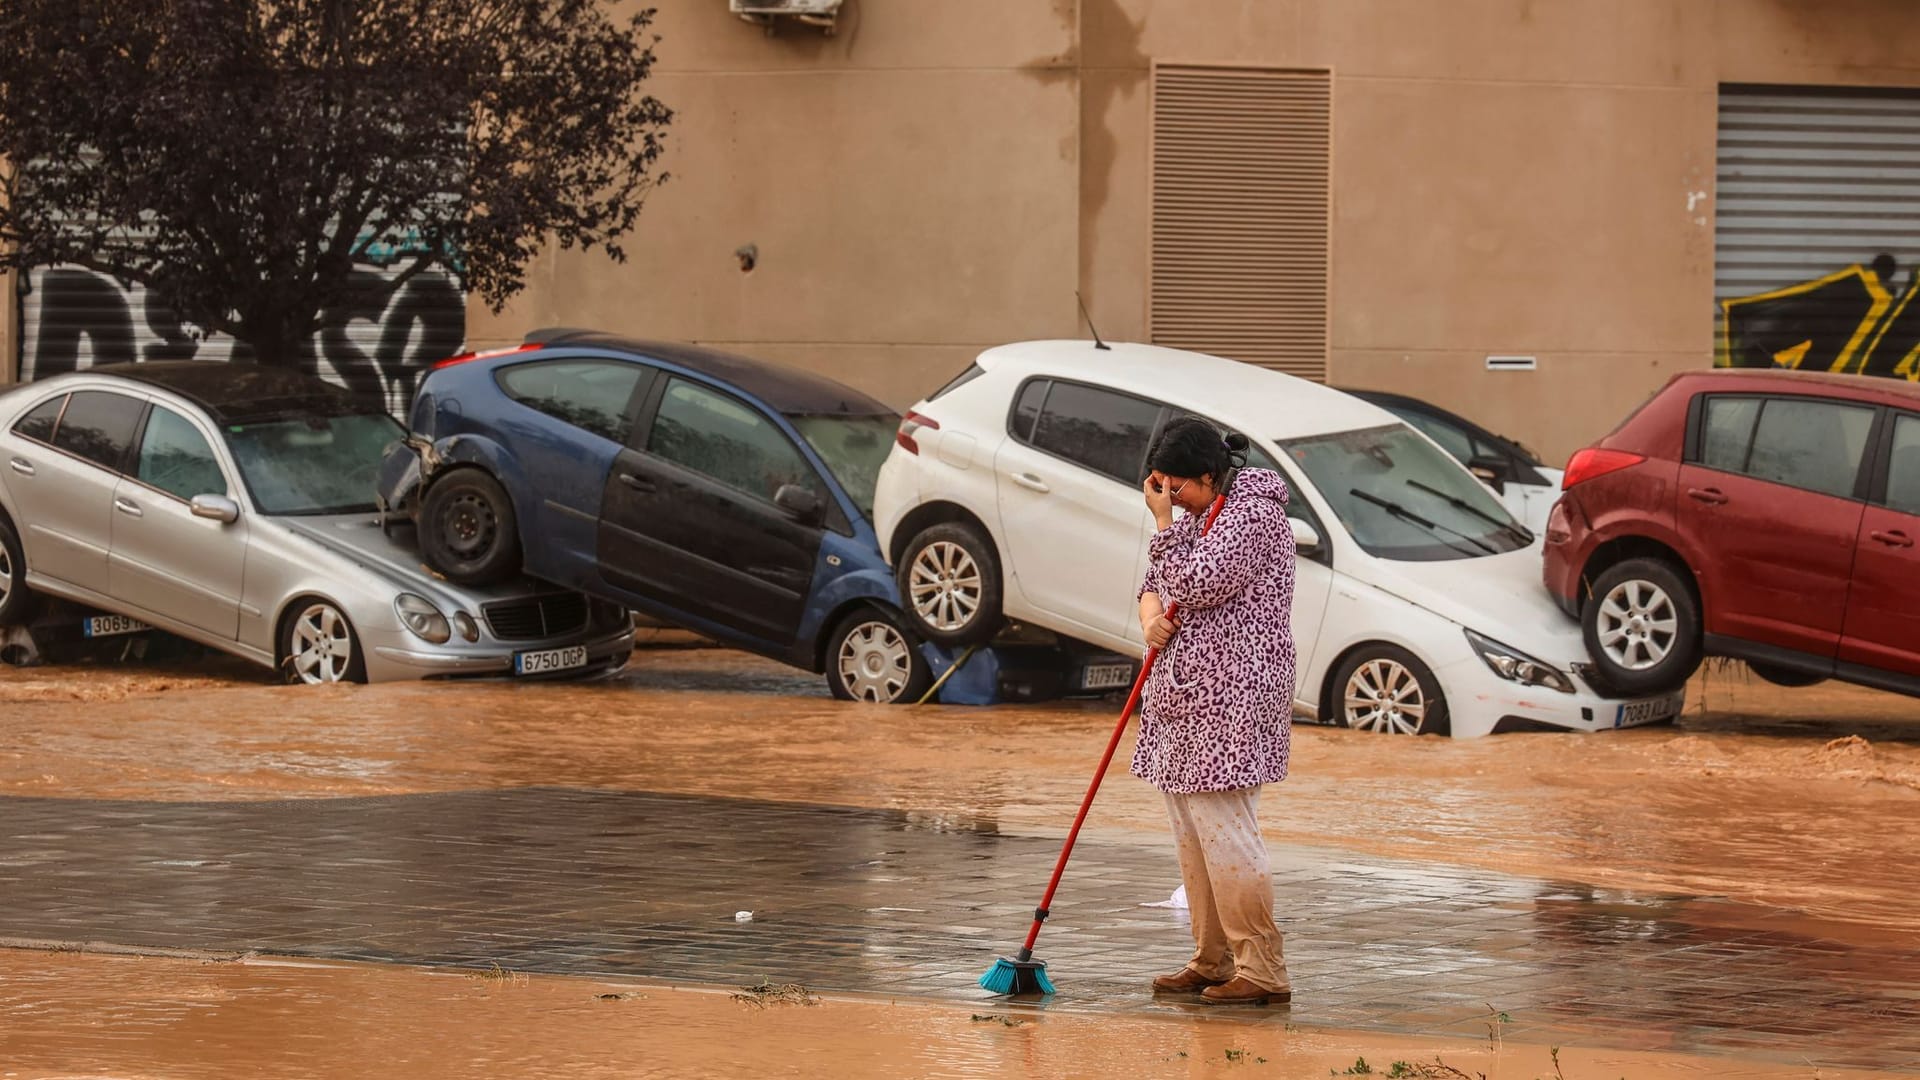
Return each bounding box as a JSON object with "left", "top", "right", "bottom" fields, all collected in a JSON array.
[{"left": 978, "top": 954, "right": 1055, "bottom": 995}]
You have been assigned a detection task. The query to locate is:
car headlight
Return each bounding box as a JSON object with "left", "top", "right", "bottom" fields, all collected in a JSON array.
[
  {"left": 396, "top": 593, "right": 452, "bottom": 644},
  {"left": 453, "top": 611, "right": 480, "bottom": 643},
  {"left": 1465, "top": 629, "right": 1575, "bottom": 694}
]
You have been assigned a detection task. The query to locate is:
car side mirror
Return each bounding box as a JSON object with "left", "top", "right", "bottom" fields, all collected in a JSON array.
[
  {"left": 190, "top": 494, "right": 240, "bottom": 524},
  {"left": 1467, "top": 454, "right": 1510, "bottom": 494},
  {"left": 774, "top": 484, "right": 823, "bottom": 524},
  {"left": 1290, "top": 517, "right": 1323, "bottom": 557}
]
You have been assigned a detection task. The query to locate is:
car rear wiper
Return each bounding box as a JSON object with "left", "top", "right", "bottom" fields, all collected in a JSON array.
[
  {"left": 1405, "top": 478, "right": 1533, "bottom": 546},
  {"left": 1349, "top": 488, "right": 1499, "bottom": 556}
]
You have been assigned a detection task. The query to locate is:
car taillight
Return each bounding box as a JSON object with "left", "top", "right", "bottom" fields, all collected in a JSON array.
[
  {"left": 1562, "top": 448, "right": 1646, "bottom": 490},
  {"left": 897, "top": 410, "right": 939, "bottom": 455},
  {"left": 433, "top": 342, "right": 543, "bottom": 370}
]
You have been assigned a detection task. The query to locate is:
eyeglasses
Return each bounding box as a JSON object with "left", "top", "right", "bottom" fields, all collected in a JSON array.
[{"left": 1169, "top": 478, "right": 1192, "bottom": 497}]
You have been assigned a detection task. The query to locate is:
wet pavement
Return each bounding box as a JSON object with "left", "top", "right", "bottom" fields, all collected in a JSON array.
[
  {"left": 4, "top": 785, "right": 1918, "bottom": 1071},
  {"left": 6, "top": 647, "right": 1920, "bottom": 1074}
]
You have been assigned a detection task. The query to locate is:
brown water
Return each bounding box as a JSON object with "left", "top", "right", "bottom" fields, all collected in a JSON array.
[
  {"left": 0, "top": 949, "right": 1899, "bottom": 1080},
  {"left": 4, "top": 649, "right": 1918, "bottom": 940}
]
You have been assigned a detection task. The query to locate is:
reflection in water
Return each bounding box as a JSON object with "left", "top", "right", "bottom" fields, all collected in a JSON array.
[{"left": 3, "top": 648, "right": 1918, "bottom": 942}]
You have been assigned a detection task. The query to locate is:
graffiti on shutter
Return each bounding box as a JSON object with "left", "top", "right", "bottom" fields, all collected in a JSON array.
[
  {"left": 1718, "top": 254, "right": 1920, "bottom": 380},
  {"left": 17, "top": 254, "right": 465, "bottom": 416},
  {"left": 1716, "top": 87, "right": 1920, "bottom": 382}
]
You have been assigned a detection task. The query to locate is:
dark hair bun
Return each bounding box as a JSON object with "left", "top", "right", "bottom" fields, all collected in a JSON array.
[{"left": 1148, "top": 416, "right": 1232, "bottom": 480}]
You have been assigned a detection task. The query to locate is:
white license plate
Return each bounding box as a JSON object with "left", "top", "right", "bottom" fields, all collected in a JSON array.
[
  {"left": 1615, "top": 692, "right": 1685, "bottom": 728},
  {"left": 514, "top": 645, "right": 588, "bottom": 676},
  {"left": 1082, "top": 662, "right": 1135, "bottom": 690},
  {"left": 83, "top": 614, "right": 150, "bottom": 638}
]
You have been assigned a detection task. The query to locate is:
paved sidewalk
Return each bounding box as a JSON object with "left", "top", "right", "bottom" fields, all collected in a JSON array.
[{"left": 2, "top": 788, "right": 1915, "bottom": 1071}]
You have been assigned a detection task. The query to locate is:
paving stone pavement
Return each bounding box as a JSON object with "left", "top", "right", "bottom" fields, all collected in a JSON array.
[{"left": 2, "top": 787, "right": 1916, "bottom": 1071}]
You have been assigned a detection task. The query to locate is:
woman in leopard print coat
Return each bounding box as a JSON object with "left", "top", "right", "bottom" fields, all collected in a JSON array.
[{"left": 1135, "top": 417, "right": 1296, "bottom": 1007}]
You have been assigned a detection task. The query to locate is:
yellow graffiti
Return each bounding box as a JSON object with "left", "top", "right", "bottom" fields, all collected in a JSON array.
[
  {"left": 1771, "top": 341, "right": 1813, "bottom": 370},
  {"left": 1865, "top": 277, "right": 1920, "bottom": 382},
  {"left": 1717, "top": 263, "right": 1897, "bottom": 376}
]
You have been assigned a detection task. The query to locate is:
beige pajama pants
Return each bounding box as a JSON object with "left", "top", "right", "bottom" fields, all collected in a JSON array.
[{"left": 1164, "top": 786, "right": 1289, "bottom": 992}]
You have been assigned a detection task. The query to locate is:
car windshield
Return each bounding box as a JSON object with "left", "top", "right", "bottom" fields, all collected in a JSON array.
[
  {"left": 1280, "top": 424, "right": 1531, "bottom": 561},
  {"left": 790, "top": 413, "right": 897, "bottom": 519},
  {"left": 224, "top": 413, "right": 405, "bottom": 516}
]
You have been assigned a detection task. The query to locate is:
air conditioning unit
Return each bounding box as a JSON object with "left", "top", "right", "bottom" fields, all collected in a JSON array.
[{"left": 731, "top": 0, "right": 842, "bottom": 35}]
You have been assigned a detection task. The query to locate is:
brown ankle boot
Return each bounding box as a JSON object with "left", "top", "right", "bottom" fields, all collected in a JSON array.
[
  {"left": 1150, "top": 967, "right": 1228, "bottom": 994},
  {"left": 1200, "top": 975, "right": 1289, "bottom": 1006}
]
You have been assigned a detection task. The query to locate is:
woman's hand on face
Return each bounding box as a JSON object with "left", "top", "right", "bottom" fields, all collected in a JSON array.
[
  {"left": 1143, "top": 471, "right": 1175, "bottom": 527},
  {"left": 1144, "top": 612, "right": 1180, "bottom": 650}
]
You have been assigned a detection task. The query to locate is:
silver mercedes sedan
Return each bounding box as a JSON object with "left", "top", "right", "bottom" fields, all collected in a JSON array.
[{"left": 0, "top": 363, "right": 633, "bottom": 683}]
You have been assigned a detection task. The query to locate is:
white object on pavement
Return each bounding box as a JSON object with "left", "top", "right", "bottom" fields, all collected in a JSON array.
[{"left": 1140, "top": 885, "right": 1188, "bottom": 910}]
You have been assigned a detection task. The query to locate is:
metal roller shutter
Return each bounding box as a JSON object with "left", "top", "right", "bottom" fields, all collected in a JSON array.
[
  {"left": 1149, "top": 64, "right": 1331, "bottom": 381},
  {"left": 1716, "top": 85, "right": 1920, "bottom": 380},
  {"left": 16, "top": 262, "right": 466, "bottom": 417}
]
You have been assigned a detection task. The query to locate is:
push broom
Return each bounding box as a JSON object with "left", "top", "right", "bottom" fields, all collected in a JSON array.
[{"left": 979, "top": 461, "right": 1239, "bottom": 996}]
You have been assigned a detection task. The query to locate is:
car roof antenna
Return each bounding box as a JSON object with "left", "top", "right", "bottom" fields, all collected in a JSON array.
[{"left": 1076, "top": 292, "right": 1110, "bottom": 351}]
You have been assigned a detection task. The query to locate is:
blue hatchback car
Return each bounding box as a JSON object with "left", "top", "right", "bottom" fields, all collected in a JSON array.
[{"left": 378, "top": 329, "right": 932, "bottom": 703}]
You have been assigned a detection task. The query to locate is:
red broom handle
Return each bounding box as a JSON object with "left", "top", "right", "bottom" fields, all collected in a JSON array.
[{"left": 1017, "top": 492, "right": 1228, "bottom": 958}]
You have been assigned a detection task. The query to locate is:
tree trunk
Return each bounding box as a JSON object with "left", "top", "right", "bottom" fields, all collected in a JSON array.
[{"left": 236, "top": 308, "right": 307, "bottom": 369}]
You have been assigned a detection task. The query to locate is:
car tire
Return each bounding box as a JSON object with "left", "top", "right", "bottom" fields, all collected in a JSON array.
[
  {"left": 280, "top": 600, "right": 368, "bottom": 685},
  {"left": 826, "top": 607, "right": 933, "bottom": 705},
  {"left": 896, "top": 522, "right": 1003, "bottom": 647},
  {"left": 1331, "top": 644, "right": 1451, "bottom": 736},
  {"left": 0, "top": 515, "right": 39, "bottom": 629},
  {"left": 1580, "top": 557, "right": 1702, "bottom": 697},
  {"left": 1747, "top": 661, "right": 1826, "bottom": 689},
  {"left": 418, "top": 468, "right": 522, "bottom": 586}
]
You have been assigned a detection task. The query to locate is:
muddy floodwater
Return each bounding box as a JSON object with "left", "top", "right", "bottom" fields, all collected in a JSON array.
[
  {"left": 3, "top": 647, "right": 1917, "bottom": 944},
  {"left": 0, "top": 949, "right": 1894, "bottom": 1080}
]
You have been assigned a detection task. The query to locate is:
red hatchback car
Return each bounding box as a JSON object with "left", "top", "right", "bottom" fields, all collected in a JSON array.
[{"left": 1544, "top": 369, "right": 1920, "bottom": 699}]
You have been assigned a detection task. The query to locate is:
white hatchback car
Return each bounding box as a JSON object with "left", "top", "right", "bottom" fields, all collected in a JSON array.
[{"left": 872, "top": 341, "right": 1684, "bottom": 738}]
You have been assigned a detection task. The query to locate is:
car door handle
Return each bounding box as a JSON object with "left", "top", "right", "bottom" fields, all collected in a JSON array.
[
  {"left": 617, "top": 473, "right": 657, "bottom": 494},
  {"left": 1011, "top": 472, "right": 1050, "bottom": 493},
  {"left": 1687, "top": 487, "right": 1728, "bottom": 506},
  {"left": 1870, "top": 529, "right": 1915, "bottom": 549},
  {"left": 8, "top": 457, "right": 32, "bottom": 477},
  {"left": 114, "top": 496, "right": 143, "bottom": 518}
]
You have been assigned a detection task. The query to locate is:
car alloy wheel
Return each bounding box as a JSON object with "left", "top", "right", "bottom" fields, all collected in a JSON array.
[
  {"left": 0, "top": 544, "right": 11, "bottom": 607},
  {"left": 1343, "top": 658, "right": 1430, "bottom": 735},
  {"left": 1595, "top": 578, "right": 1678, "bottom": 672},
  {"left": 288, "top": 603, "right": 356, "bottom": 685},
  {"left": 838, "top": 618, "right": 916, "bottom": 703},
  {"left": 908, "top": 540, "right": 982, "bottom": 635}
]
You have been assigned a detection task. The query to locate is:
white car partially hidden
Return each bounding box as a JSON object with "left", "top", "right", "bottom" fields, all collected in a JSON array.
[{"left": 871, "top": 340, "right": 1683, "bottom": 738}]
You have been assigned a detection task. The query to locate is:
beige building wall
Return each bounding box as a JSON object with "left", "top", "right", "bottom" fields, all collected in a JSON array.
[
  {"left": 1082, "top": 0, "right": 1920, "bottom": 464},
  {"left": 469, "top": 0, "right": 1086, "bottom": 411},
  {"left": 486, "top": 0, "right": 1920, "bottom": 466}
]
